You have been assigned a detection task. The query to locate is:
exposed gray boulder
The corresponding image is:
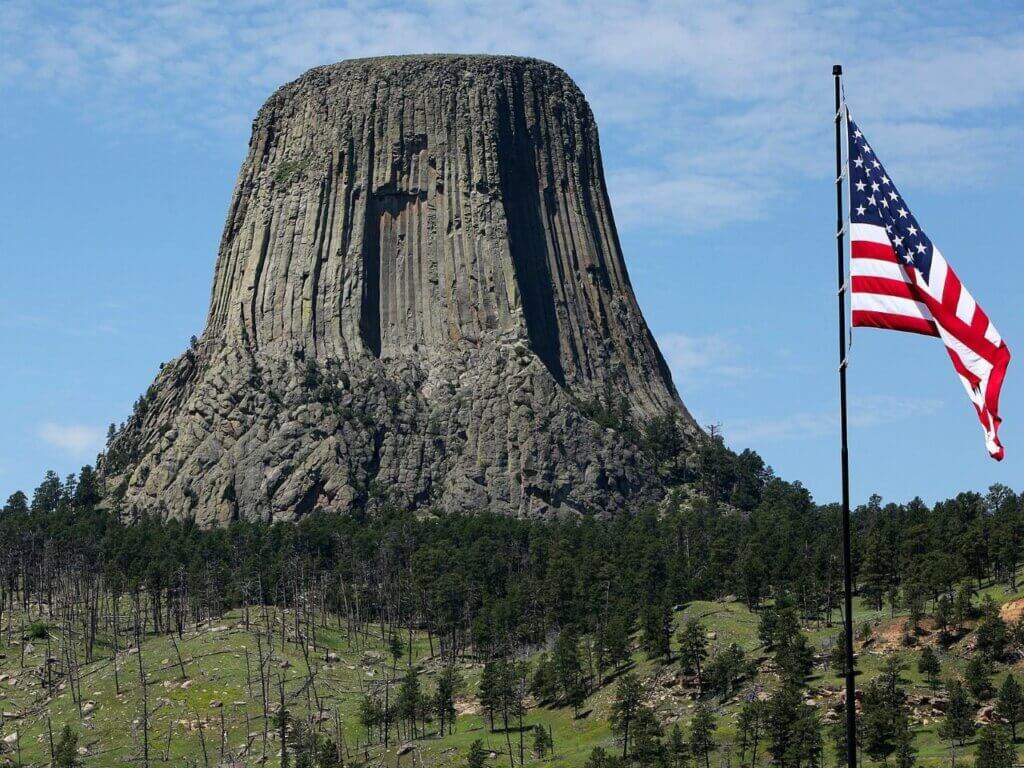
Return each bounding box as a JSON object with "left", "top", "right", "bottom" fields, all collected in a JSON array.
[{"left": 102, "top": 54, "right": 700, "bottom": 523}]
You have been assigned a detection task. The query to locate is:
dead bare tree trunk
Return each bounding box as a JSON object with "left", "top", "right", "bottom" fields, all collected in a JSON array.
[
  {"left": 171, "top": 635, "right": 188, "bottom": 680},
  {"left": 195, "top": 706, "right": 210, "bottom": 768},
  {"left": 135, "top": 609, "right": 150, "bottom": 767}
]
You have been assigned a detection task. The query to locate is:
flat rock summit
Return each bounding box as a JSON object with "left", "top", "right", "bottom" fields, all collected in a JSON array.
[{"left": 103, "top": 54, "right": 701, "bottom": 523}]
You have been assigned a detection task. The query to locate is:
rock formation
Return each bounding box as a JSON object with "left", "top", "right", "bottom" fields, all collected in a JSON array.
[{"left": 103, "top": 54, "right": 701, "bottom": 523}]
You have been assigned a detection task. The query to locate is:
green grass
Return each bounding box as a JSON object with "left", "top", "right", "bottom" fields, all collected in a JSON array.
[
  {"left": 0, "top": 609, "right": 621, "bottom": 767},
  {"left": 2, "top": 586, "right": 1023, "bottom": 767}
]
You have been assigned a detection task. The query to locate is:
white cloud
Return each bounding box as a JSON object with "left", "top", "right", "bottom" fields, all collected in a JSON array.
[
  {"left": 609, "top": 169, "right": 774, "bottom": 232},
  {"left": 2, "top": 1, "right": 1022, "bottom": 230},
  {"left": 37, "top": 422, "right": 105, "bottom": 457},
  {"left": 724, "top": 412, "right": 837, "bottom": 444},
  {"left": 723, "top": 395, "right": 945, "bottom": 445},
  {"left": 658, "top": 332, "right": 748, "bottom": 386}
]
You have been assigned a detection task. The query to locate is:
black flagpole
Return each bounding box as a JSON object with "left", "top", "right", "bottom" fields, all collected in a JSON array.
[{"left": 833, "top": 63, "right": 858, "bottom": 768}]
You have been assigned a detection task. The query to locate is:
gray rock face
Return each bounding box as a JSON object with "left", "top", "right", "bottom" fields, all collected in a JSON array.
[{"left": 103, "top": 55, "right": 700, "bottom": 523}]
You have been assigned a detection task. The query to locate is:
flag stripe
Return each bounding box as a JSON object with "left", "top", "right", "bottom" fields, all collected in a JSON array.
[
  {"left": 850, "top": 258, "right": 908, "bottom": 281},
  {"left": 852, "top": 310, "right": 938, "bottom": 336},
  {"left": 850, "top": 223, "right": 890, "bottom": 244},
  {"left": 851, "top": 275, "right": 919, "bottom": 302},
  {"left": 852, "top": 240, "right": 899, "bottom": 263},
  {"left": 919, "top": 248, "right": 947, "bottom": 301},
  {"left": 852, "top": 292, "right": 933, "bottom": 321}
]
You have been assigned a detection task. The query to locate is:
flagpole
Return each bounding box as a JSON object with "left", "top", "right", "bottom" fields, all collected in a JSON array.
[{"left": 833, "top": 63, "right": 858, "bottom": 768}]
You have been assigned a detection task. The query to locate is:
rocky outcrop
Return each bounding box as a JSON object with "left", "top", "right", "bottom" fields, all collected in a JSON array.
[{"left": 103, "top": 55, "right": 700, "bottom": 523}]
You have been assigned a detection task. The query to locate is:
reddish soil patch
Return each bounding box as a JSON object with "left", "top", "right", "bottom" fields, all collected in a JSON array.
[{"left": 1000, "top": 597, "right": 1024, "bottom": 624}]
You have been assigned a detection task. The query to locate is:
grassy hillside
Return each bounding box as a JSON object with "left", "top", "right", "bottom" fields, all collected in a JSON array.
[{"left": 4, "top": 583, "right": 1024, "bottom": 768}]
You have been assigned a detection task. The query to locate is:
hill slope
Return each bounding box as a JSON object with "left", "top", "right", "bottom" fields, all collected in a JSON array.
[{"left": 4, "top": 587, "right": 1024, "bottom": 767}]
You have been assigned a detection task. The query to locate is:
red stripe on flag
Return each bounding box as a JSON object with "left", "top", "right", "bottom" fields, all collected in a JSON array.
[
  {"left": 852, "top": 309, "right": 939, "bottom": 337},
  {"left": 984, "top": 344, "right": 1012, "bottom": 461},
  {"left": 851, "top": 240, "right": 898, "bottom": 263},
  {"left": 971, "top": 304, "right": 990, "bottom": 335},
  {"left": 941, "top": 265, "right": 962, "bottom": 314},
  {"left": 851, "top": 276, "right": 917, "bottom": 301}
]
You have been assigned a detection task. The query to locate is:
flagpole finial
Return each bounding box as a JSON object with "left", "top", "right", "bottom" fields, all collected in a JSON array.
[{"left": 833, "top": 64, "right": 842, "bottom": 76}]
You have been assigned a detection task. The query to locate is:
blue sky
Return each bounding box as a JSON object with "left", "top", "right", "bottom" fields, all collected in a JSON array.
[{"left": 1, "top": 0, "right": 1021, "bottom": 507}]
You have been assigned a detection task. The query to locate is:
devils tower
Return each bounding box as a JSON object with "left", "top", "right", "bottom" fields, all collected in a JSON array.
[{"left": 103, "top": 55, "right": 701, "bottom": 523}]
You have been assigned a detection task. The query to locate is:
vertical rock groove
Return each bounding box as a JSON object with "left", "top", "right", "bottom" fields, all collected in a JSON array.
[{"left": 103, "top": 55, "right": 702, "bottom": 524}]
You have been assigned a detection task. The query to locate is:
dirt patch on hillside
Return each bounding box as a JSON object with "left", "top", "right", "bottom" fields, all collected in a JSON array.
[
  {"left": 1000, "top": 598, "right": 1024, "bottom": 624},
  {"left": 454, "top": 695, "right": 482, "bottom": 716},
  {"left": 863, "top": 617, "right": 938, "bottom": 653}
]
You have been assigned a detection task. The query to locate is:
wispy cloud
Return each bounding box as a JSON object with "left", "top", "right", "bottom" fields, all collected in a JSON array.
[
  {"left": 658, "top": 332, "right": 748, "bottom": 387},
  {"left": 37, "top": 422, "right": 104, "bottom": 457},
  {"left": 2, "top": 2, "right": 1022, "bottom": 230},
  {"left": 724, "top": 395, "right": 945, "bottom": 445},
  {"left": 609, "top": 170, "right": 773, "bottom": 232}
]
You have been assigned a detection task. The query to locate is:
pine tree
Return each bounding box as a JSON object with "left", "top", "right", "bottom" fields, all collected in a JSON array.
[
  {"left": 954, "top": 584, "right": 975, "bottom": 630},
  {"left": 705, "top": 643, "right": 749, "bottom": 697},
  {"left": 893, "top": 714, "right": 918, "bottom": 768},
  {"left": 631, "top": 706, "right": 666, "bottom": 766},
  {"left": 939, "top": 678, "right": 977, "bottom": 768},
  {"left": 935, "top": 596, "right": 953, "bottom": 642},
  {"left": 53, "top": 725, "right": 82, "bottom": 768},
  {"left": 532, "top": 724, "right": 552, "bottom": 758},
  {"left": 610, "top": 673, "right": 644, "bottom": 759},
  {"left": 966, "top": 656, "right": 994, "bottom": 701},
  {"left": 31, "top": 470, "right": 62, "bottom": 514},
  {"left": 388, "top": 633, "right": 406, "bottom": 669},
  {"left": 530, "top": 653, "right": 559, "bottom": 704},
  {"left": 976, "top": 612, "right": 1009, "bottom": 660},
  {"left": 758, "top": 603, "right": 800, "bottom": 650},
  {"left": 397, "top": 667, "right": 423, "bottom": 739},
  {"left": 73, "top": 465, "right": 101, "bottom": 507},
  {"left": 667, "top": 723, "right": 689, "bottom": 768},
  {"left": 828, "top": 634, "right": 847, "bottom": 675},
  {"left": 775, "top": 632, "right": 814, "bottom": 684},
  {"left": 603, "top": 612, "right": 632, "bottom": 673},
  {"left": 678, "top": 618, "right": 709, "bottom": 691},
  {"left": 641, "top": 599, "right": 673, "bottom": 660},
  {"left": 860, "top": 656, "right": 912, "bottom": 764},
  {"left": 790, "top": 707, "right": 824, "bottom": 768},
  {"left": 434, "top": 665, "right": 463, "bottom": 736},
  {"left": 480, "top": 661, "right": 501, "bottom": 730},
  {"left": 904, "top": 583, "right": 926, "bottom": 635},
  {"left": 690, "top": 703, "right": 718, "bottom": 768},
  {"left": 738, "top": 699, "right": 767, "bottom": 768},
  {"left": 585, "top": 746, "right": 625, "bottom": 768},
  {"left": 766, "top": 683, "right": 822, "bottom": 768},
  {"left": 917, "top": 646, "right": 941, "bottom": 688},
  {"left": 996, "top": 674, "right": 1024, "bottom": 742},
  {"left": 861, "top": 676, "right": 900, "bottom": 763},
  {"left": 976, "top": 725, "right": 1015, "bottom": 768},
  {"left": 828, "top": 720, "right": 848, "bottom": 768},
  {"left": 553, "top": 628, "right": 585, "bottom": 714},
  {"left": 467, "top": 739, "right": 488, "bottom": 768},
  {"left": 359, "top": 695, "right": 382, "bottom": 743}
]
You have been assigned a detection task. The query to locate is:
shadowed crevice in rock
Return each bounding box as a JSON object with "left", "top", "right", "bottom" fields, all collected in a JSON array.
[
  {"left": 102, "top": 54, "right": 702, "bottom": 524},
  {"left": 360, "top": 191, "right": 383, "bottom": 358},
  {"left": 495, "top": 76, "right": 565, "bottom": 385}
]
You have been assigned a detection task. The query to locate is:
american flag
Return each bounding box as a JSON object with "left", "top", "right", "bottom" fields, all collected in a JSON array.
[{"left": 847, "top": 112, "right": 1011, "bottom": 460}]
